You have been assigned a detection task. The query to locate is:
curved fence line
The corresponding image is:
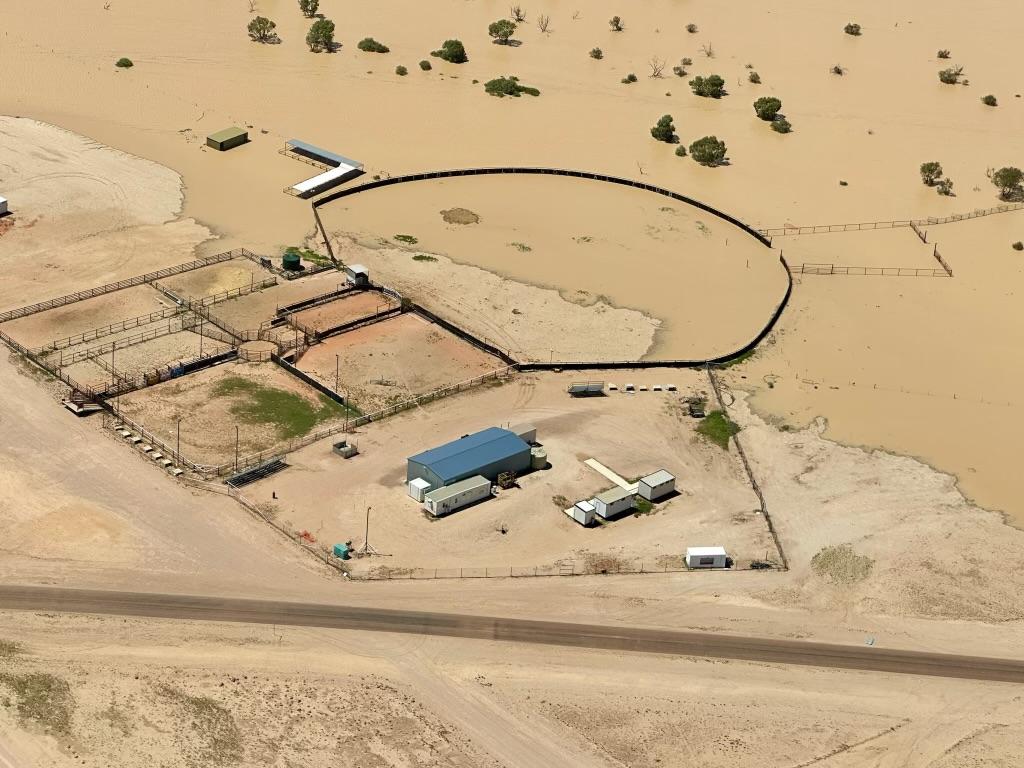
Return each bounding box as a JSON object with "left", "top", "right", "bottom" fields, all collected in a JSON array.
[{"left": 312, "top": 167, "right": 773, "bottom": 248}]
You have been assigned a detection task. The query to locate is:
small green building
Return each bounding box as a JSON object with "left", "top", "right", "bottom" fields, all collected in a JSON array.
[{"left": 206, "top": 127, "right": 248, "bottom": 152}]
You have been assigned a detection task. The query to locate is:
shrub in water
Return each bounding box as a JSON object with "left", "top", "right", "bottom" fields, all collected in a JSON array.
[
  {"left": 748, "top": 71, "right": 761, "bottom": 84},
  {"left": 621, "top": 73, "right": 637, "bottom": 84},
  {"left": 650, "top": 114, "right": 677, "bottom": 143},
  {"left": 395, "top": 65, "right": 408, "bottom": 76},
  {"left": 938, "top": 66, "right": 963, "bottom": 84},
  {"left": 358, "top": 38, "right": 390, "bottom": 53},
  {"left": 419, "top": 59, "right": 432, "bottom": 71},
  {"left": 432, "top": 39, "right": 468, "bottom": 63},
  {"left": 675, "top": 145, "right": 687, "bottom": 157},
  {"left": 844, "top": 22, "right": 861, "bottom": 36},
  {"left": 771, "top": 117, "right": 792, "bottom": 134},
  {"left": 753, "top": 96, "right": 782, "bottom": 120},
  {"left": 920, "top": 162, "right": 943, "bottom": 186},
  {"left": 115, "top": 57, "right": 133, "bottom": 68},
  {"left": 589, "top": 47, "right": 603, "bottom": 59},
  {"left": 689, "top": 135, "right": 727, "bottom": 166},
  {"left": 982, "top": 94, "right": 998, "bottom": 106},
  {"left": 484, "top": 75, "right": 540, "bottom": 97},
  {"left": 689, "top": 74, "right": 725, "bottom": 97}
]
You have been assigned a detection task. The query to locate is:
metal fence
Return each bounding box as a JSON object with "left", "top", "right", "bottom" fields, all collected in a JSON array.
[
  {"left": 350, "top": 560, "right": 773, "bottom": 580},
  {"left": 0, "top": 249, "right": 242, "bottom": 323},
  {"left": 49, "top": 316, "right": 196, "bottom": 366},
  {"left": 31, "top": 306, "right": 186, "bottom": 354},
  {"left": 789, "top": 263, "right": 949, "bottom": 278}
]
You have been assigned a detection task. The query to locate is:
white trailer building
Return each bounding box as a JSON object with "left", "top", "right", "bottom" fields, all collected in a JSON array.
[
  {"left": 423, "top": 475, "right": 491, "bottom": 517},
  {"left": 0, "top": 197, "right": 7, "bottom": 216},
  {"left": 593, "top": 486, "right": 635, "bottom": 519},
  {"left": 685, "top": 546, "right": 728, "bottom": 569},
  {"left": 565, "top": 500, "right": 596, "bottom": 526},
  {"left": 638, "top": 470, "right": 676, "bottom": 501},
  {"left": 345, "top": 264, "right": 369, "bottom": 286}
]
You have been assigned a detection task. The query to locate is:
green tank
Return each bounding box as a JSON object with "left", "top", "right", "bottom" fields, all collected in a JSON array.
[{"left": 282, "top": 251, "right": 302, "bottom": 271}]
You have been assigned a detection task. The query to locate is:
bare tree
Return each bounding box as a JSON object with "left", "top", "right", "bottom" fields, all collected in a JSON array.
[
  {"left": 248, "top": 0, "right": 257, "bottom": 12},
  {"left": 700, "top": 42, "right": 715, "bottom": 58},
  {"left": 648, "top": 57, "right": 666, "bottom": 77},
  {"left": 537, "top": 14, "right": 550, "bottom": 32},
  {"left": 510, "top": 5, "right": 526, "bottom": 22}
]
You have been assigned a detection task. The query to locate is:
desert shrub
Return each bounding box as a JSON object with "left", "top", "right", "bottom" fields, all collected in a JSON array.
[
  {"left": 686, "top": 23, "right": 698, "bottom": 33},
  {"left": 115, "top": 57, "right": 133, "bottom": 68},
  {"left": 358, "top": 37, "right": 390, "bottom": 53},
  {"left": 681, "top": 57, "right": 693, "bottom": 66},
  {"left": 621, "top": 73, "right": 637, "bottom": 84},
  {"left": 674, "top": 145, "right": 687, "bottom": 157},
  {"left": 753, "top": 96, "right": 782, "bottom": 120},
  {"left": 589, "top": 47, "right": 603, "bottom": 59},
  {"left": 844, "top": 22, "right": 861, "bottom": 36},
  {"left": 484, "top": 75, "right": 540, "bottom": 97},
  {"left": 298, "top": 0, "right": 319, "bottom": 17},
  {"left": 395, "top": 65, "right": 408, "bottom": 76},
  {"left": 306, "top": 18, "right": 335, "bottom": 52},
  {"left": 991, "top": 167, "right": 1024, "bottom": 199},
  {"left": 1013, "top": 241, "right": 1023, "bottom": 251},
  {"left": 488, "top": 19, "right": 517, "bottom": 44},
  {"left": 247, "top": 16, "right": 277, "bottom": 43},
  {"left": 920, "top": 161, "right": 943, "bottom": 186},
  {"left": 938, "top": 66, "right": 963, "bottom": 84},
  {"left": 609, "top": 16, "right": 624, "bottom": 31},
  {"left": 432, "top": 39, "right": 468, "bottom": 63},
  {"left": 419, "top": 59, "right": 432, "bottom": 71},
  {"left": 982, "top": 94, "right": 998, "bottom": 107},
  {"left": 689, "top": 74, "right": 725, "bottom": 97},
  {"left": 748, "top": 71, "right": 761, "bottom": 84},
  {"left": 771, "top": 117, "right": 792, "bottom": 134},
  {"left": 831, "top": 64, "right": 845, "bottom": 76},
  {"left": 689, "top": 135, "right": 727, "bottom": 166},
  {"left": 650, "top": 114, "right": 677, "bottom": 143},
  {"left": 672, "top": 65, "right": 687, "bottom": 77},
  {"left": 937, "top": 49, "right": 951, "bottom": 59},
  {"left": 936, "top": 178, "right": 954, "bottom": 196}
]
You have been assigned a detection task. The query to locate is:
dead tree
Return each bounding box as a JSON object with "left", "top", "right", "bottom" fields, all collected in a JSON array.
[
  {"left": 648, "top": 57, "right": 666, "bottom": 77},
  {"left": 510, "top": 4, "right": 526, "bottom": 22},
  {"left": 537, "top": 14, "right": 551, "bottom": 32}
]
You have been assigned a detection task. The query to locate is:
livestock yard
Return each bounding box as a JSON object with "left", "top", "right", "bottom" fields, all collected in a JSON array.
[{"left": 2, "top": 0, "right": 1024, "bottom": 765}]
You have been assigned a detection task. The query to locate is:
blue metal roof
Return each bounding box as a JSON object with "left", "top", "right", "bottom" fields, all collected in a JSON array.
[
  {"left": 286, "top": 139, "right": 363, "bottom": 169},
  {"left": 408, "top": 427, "right": 529, "bottom": 485}
]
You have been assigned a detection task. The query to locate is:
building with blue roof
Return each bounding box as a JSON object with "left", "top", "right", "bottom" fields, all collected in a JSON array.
[{"left": 407, "top": 427, "right": 532, "bottom": 489}]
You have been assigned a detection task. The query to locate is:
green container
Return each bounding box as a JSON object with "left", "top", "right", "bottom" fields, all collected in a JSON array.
[
  {"left": 282, "top": 251, "right": 302, "bottom": 271},
  {"left": 333, "top": 543, "right": 351, "bottom": 560}
]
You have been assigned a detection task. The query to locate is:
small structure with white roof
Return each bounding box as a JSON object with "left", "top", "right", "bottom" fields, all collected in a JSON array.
[
  {"left": 638, "top": 470, "right": 675, "bottom": 501},
  {"left": 344, "top": 264, "right": 369, "bottom": 286},
  {"left": 282, "top": 139, "right": 364, "bottom": 198},
  {"left": 593, "top": 486, "right": 635, "bottom": 519},
  {"left": 685, "top": 546, "right": 728, "bottom": 569},
  {"left": 565, "top": 500, "right": 596, "bottom": 526}
]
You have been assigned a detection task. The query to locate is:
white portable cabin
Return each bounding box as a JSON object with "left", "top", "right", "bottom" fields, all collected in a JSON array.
[
  {"left": 685, "top": 546, "right": 728, "bottom": 569},
  {"left": 593, "top": 486, "right": 635, "bottom": 519},
  {"left": 565, "top": 500, "right": 596, "bottom": 526},
  {"left": 638, "top": 470, "right": 675, "bottom": 501},
  {"left": 0, "top": 197, "right": 7, "bottom": 216},
  {"left": 345, "top": 264, "right": 369, "bottom": 286},
  {"left": 408, "top": 477, "right": 432, "bottom": 502},
  {"left": 423, "top": 475, "right": 491, "bottom": 517}
]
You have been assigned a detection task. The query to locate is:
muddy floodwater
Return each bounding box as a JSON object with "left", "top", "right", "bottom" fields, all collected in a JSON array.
[{"left": 324, "top": 174, "right": 789, "bottom": 360}]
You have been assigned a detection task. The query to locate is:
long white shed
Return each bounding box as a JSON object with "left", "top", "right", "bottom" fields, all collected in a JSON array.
[
  {"left": 685, "top": 546, "right": 728, "bottom": 569},
  {"left": 594, "top": 486, "right": 635, "bottom": 519},
  {"left": 638, "top": 470, "right": 675, "bottom": 501},
  {"left": 423, "top": 475, "right": 491, "bottom": 517}
]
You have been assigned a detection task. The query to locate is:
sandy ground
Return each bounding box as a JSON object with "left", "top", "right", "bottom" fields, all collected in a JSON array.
[
  {"left": 293, "top": 290, "right": 398, "bottom": 331},
  {"left": 114, "top": 360, "right": 349, "bottom": 467},
  {"left": 108, "top": 330, "right": 233, "bottom": 378},
  {"left": 157, "top": 257, "right": 276, "bottom": 301},
  {"left": 0, "top": 118, "right": 212, "bottom": 311},
  {"left": 244, "top": 370, "right": 771, "bottom": 573},
  {"left": 206, "top": 272, "right": 350, "bottom": 331},
  {"left": 778, "top": 226, "right": 941, "bottom": 270},
  {"left": 325, "top": 174, "right": 786, "bottom": 359},
  {"left": 297, "top": 313, "right": 505, "bottom": 414}
]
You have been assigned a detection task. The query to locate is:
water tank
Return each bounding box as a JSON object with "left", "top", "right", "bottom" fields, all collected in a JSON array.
[
  {"left": 282, "top": 251, "right": 302, "bottom": 271},
  {"left": 530, "top": 446, "right": 547, "bottom": 470}
]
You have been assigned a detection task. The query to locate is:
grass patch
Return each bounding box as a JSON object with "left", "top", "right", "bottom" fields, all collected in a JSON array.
[
  {"left": 284, "top": 246, "right": 332, "bottom": 267},
  {"left": 508, "top": 241, "right": 532, "bottom": 252},
  {"left": 484, "top": 75, "right": 540, "bottom": 97},
  {"left": 633, "top": 497, "right": 654, "bottom": 516},
  {"left": 718, "top": 348, "right": 756, "bottom": 368},
  {"left": 212, "top": 377, "right": 357, "bottom": 439},
  {"left": 0, "top": 639, "right": 23, "bottom": 658},
  {"left": 393, "top": 234, "right": 419, "bottom": 245},
  {"left": 0, "top": 672, "right": 75, "bottom": 734},
  {"left": 811, "top": 544, "right": 874, "bottom": 585},
  {"left": 412, "top": 253, "right": 438, "bottom": 262},
  {"left": 158, "top": 684, "right": 243, "bottom": 765},
  {"left": 696, "top": 410, "right": 740, "bottom": 449}
]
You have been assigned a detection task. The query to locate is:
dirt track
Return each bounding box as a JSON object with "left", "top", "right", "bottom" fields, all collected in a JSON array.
[{"left": 2, "top": 585, "right": 1022, "bottom": 684}]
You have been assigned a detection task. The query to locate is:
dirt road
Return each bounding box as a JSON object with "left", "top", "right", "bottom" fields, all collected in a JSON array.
[{"left": 2, "top": 585, "right": 1022, "bottom": 684}]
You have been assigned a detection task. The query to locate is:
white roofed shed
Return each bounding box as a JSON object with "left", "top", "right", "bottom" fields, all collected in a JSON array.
[{"left": 685, "top": 546, "right": 728, "bottom": 569}]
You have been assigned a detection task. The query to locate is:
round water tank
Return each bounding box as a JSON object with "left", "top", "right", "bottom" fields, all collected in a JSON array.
[
  {"left": 282, "top": 251, "right": 302, "bottom": 271},
  {"left": 530, "top": 446, "right": 547, "bottom": 470}
]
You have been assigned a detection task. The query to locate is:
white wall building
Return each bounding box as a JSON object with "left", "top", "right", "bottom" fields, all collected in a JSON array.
[
  {"left": 685, "top": 546, "right": 728, "bottom": 569},
  {"left": 565, "top": 500, "right": 596, "bottom": 526},
  {"left": 638, "top": 470, "right": 675, "bottom": 501},
  {"left": 423, "top": 475, "right": 491, "bottom": 517},
  {"left": 593, "top": 486, "right": 635, "bottom": 519},
  {"left": 0, "top": 197, "right": 7, "bottom": 216}
]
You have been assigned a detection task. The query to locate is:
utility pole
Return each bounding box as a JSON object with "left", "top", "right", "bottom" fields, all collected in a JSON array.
[
  {"left": 335, "top": 354, "right": 340, "bottom": 392},
  {"left": 235, "top": 425, "right": 239, "bottom": 471},
  {"left": 356, "top": 506, "right": 379, "bottom": 555},
  {"left": 177, "top": 417, "right": 182, "bottom": 462}
]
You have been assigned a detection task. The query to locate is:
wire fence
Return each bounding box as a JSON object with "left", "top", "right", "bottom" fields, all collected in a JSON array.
[
  {"left": 0, "top": 249, "right": 241, "bottom": 323},
  {"left": 788, "top": 263, "right": 949, "bottom": 278},
  {"left": 48, "top": 316, "right": 196, "bottom": 366},
  {"left": 31, "top": 306, "right": 186, "bottom": 354}
]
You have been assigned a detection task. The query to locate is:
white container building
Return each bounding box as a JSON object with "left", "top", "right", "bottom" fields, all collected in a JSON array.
[
  {"left": 0, "top": 197, "right": 7, "bottom": 216},
  {"left": 345, "top": 264, "right": 369, "bottom": 286},
  {"left": 408, "top": 477, "right": 432, "bottom": 502},
  {"left": 565, "top": 500, "right": 596, "bottom": 526},
  {"left": 685, "top": 546, "right": 728, "bottom": 569},
  {"left": 423, "top": 475, "right": 491, "bottom": 517},
  {"left": 593, "top": 486, "right": 635, "bottom": 519},
  {"left": 638, "top": 470, "right": 675, "bottom": 501}
]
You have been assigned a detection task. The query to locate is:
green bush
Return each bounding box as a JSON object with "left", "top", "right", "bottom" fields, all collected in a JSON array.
[
  {"left": 936, "top": 178, "right": 954, "bottom": 196},
  {"left": 844, "top": 22, "right": 861, "bottom": 36},
  {"left": 753, "top": 96, "right": 782, "bottom": 120},
  {"left": 589, "top": 47, "right": 603, "bottom": 59},
  {"left": 675, "top": 145, "right": 687, "bottom": 157},
  {"left": 115, "top": 57, "right": 133, "bottom": 68},
  {"left": 686, "top": 23, "right": 698, "bottom": 33},
  {"left": 621, "top": 73, "right": 637, "bottom": 84},
  {"left": 432, "top": 39, "right": 468, "bottom": 63},
  {"left": 982, "top": 94, "right": 998, "bottom": 107},
  {"left": 991, "top": 167, "right": 1024, "bottom": 199},
  {"left": 689, "top": 74, "right": 725, "bottom": 97},
  {"left": 488, "top": 19, "right": 517, "bottom": 44},
  {"left": 771, "top": 117, "right": 792, "bottom": 134},
  {"left": 358, "top": 37, "right": 390, "bottom": 53},
  {"left": 748, "top": 71, "right": 761, "bottom": 84},
  {"left": 938, "top": 66, "right": 963, "bottom": 84},
  {"left": 298, "top": 0, "right": 319, "bottom": 17},
  {"left": 395, "top": 65, "right": 408, "bottom": 76},
  {"left": 484, "top": 75, "right": 540, "bottom": 97},
  {"left": 920, "top": 162, "right": 943, "bottom": 186},
  {"left": 650, "top": 114, "right": 677, "bottom": 143},
  {"left": 1012, "top": 241, "right": 1023, "bottom": 251},
  {"left": 689, "top": 135, "right": 727, "bottom": 166},
  {"left": 419, "top": 59, "right": 432, "bottom": 71},
  {"left": 609, "top": 15, "right": 624, "bottom": 31},
  {"left": 831, "top": 64, "right": 845, "bottom": 76},
  {"left": 247, "top": 16, "right": 277, "bottom": 43},
  {"left": 306, "top": 18, "right": 335, "bottom": 52},
  {"left": 696, "top": 410, "right": 740, "bottom": 449},
  {"left": 937, "top": 49, "right": 951, "bottom": 59}
]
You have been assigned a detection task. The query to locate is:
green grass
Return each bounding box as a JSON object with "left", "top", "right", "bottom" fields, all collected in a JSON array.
[
  {"left": 508, "top": 242, "right": 533, "bottom": 252},
  {"left": 212, "top": 377, "right": 358, "bottom": 439},
  {"left": 718, "top": 348, "right": 756, "bottom": 368},
  {"left": 633, "top": 497, "right": 654, "bottom": 516},
  {"left": 394, "top": 234, "right": 419, "bottom": 245},
  {"left": 412, "top": 253, "right": 437, "bottom": 262},
  {"left": 284, "top": 246, "right": 332, "bottom": 267},
  {"left": 696, "top": 409, "right": 740, "bottom": 449},
  {"left": 0, "top": 672, "right": 74, "bottom": 734}
]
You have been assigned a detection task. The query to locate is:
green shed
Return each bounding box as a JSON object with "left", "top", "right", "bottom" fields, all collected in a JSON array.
[{"left": 206, "top": 127, "right": 248, "bottom": 152}]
